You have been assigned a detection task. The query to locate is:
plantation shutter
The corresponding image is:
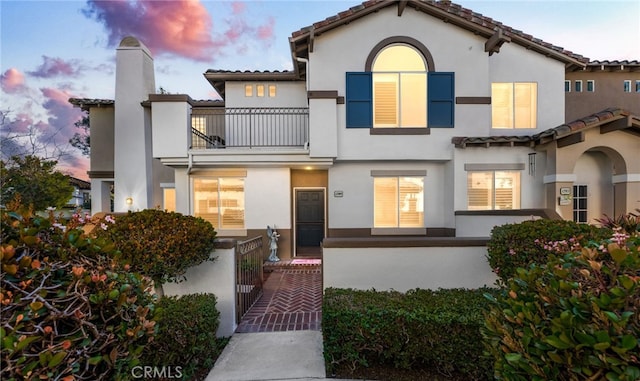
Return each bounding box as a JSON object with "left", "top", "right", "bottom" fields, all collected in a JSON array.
[
  {"left": 427, "top": 72, "right": 455, "bottom": 128},
  {"left": 373, "top": 81, "right": 398, "bottom": 126},
  {"left": 346, "top": 72, "right": 373, "bottom": 128},
  {"left": 374, "top": 178, "right": 398, "bottom": 227}
]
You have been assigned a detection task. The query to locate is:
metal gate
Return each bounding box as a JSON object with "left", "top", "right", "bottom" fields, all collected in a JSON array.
[{"left": 236, "top": 236, "right": 264, "bottom": 323}]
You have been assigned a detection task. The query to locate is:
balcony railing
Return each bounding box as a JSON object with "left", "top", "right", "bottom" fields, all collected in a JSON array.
[{"left": 191, "top": 107, "right": 309, "bottom": 149}]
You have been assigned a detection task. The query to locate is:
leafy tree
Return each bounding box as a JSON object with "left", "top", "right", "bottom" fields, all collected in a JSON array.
[
  {"left": 1, "top": 155, "right": 74, "bottom": 210},
  {"left": 69, "top": 112, "right": 90, "bottom": 156}
]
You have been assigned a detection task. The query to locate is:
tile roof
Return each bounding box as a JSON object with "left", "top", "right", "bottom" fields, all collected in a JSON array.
[
  {"left": 290, "top": 0, "right": 588, "bottom": 69},
  {"left": 571, "top": 60, "right": 640, "bottom": 72},
  {"left": 68, "top": 98, "right": 114, "bottom": 111},
  {"left": 452, "top": 108, "right": 639, "bottom": 148},
  {"left": 203, "top": 70, "right": 299, "bottom": 99}
]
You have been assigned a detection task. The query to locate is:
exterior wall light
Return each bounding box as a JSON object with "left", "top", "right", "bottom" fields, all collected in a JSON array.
[{"left": 126, "top": 197, "right": 133, "bottom": 206}]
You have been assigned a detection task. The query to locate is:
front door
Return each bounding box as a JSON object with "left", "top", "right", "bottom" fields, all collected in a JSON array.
[{"left": 295, "top": 190, "right": 325, "bottom": 256}]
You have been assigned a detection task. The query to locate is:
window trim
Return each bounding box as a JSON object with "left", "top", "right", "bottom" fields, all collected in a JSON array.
[
  {"left": 491, "top": 82, "right": 538, "bottom": 129},
  {"left": 575, "top": 80, "right": 582, "bottom": 92},
  {"left": 191, "top": 175, "right": 246, "bottom": 234},
  {"left": 372, "top": 174, "right": 425, "bottom": 229},
  {"left": 623, "top": 80, "right": 631, "bottom": 92},
  {"left": 635, "top": 80, "right": 640, "bottom": 93},
  {"left": 586, "top": 80, "right": 595, "bottom": 92},
  {"left": 564, "top": 80, "right": 571, "bottom": 92},
  {"left": 466, "top": 169, "right": 521, "bottom": 210}
]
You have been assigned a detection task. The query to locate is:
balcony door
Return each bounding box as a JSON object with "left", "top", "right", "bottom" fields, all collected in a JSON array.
[{"left": 294, "top": 189, "right": 325, "bottom": 257}]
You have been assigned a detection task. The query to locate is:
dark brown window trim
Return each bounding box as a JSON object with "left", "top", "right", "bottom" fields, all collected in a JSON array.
[
  {"left": 323, "top": 236, "right": 488, "bottom": 248},
  {"left": 456, "top": 97, "right": 491, "bottom": 104},
  {"left": 365, "top": 36, "right": 435, "bottom": 72},
  {"left": 87, "top": 171, "right": 115, "bottom": 179},
  {"left": 307, "top": 90, "right": 338, "bottom": 99},
  {"left": 454, "top": 208, "right": 562, "bottom": 220},
  {"left": 370, "top": 127, "right": 430, "bottom": 135}
]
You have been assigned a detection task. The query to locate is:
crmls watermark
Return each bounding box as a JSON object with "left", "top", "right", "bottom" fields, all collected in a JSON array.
[{"left": 131, "top": 366, "right": 183, "bottom": 379}]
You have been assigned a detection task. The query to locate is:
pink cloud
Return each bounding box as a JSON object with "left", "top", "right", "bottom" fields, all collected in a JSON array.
[
  {"left": 83, "top": 0, "right": 276, "bottom": 63},
  {"left": 1, "top": 68, "right": 26, "bottom": 94},
  {"left": 231, "top": 1, "right": 246, "bottom": 15},
  {"left": 40, "top": 88, "right": 83, "bottom": 145},
  {"left": 256, "top": 16, "right": 275, "bottom": 42},
  {"left": 28, "top": 56, "right": 82, "bottom": 78},
  {"left": 84, "top": 0, "right": 220, "bottom": 62}
]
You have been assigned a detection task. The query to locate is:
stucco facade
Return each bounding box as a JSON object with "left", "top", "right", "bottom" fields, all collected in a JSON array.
[{"left": 72, "top": 0, "right": 640, "bottom": 260}]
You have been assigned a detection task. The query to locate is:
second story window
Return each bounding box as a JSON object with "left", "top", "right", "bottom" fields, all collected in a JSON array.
[
  {"left": 636, "top": 80, "right": 640, "bottom": 93},
  {"left": 587, "top": 80, "right": 595, "bottom": 92},
  {"left": 575, "top": 80, "right": 582, "bottom": 92},
  {"left": 346, "top": 38, "right": 454, "bottom": 129},
  {"left": 245, "top": 85, "right": 253, "bottom": 97},
  {"left": 623, "top": 80, "right": 631, "bottom": 92},
  {"left": 564, "top": 80, "right": 571, "bottom": 92},
  {"left": 491, "top": 82, "right": 537, "bottom": 129},
  {"left": 269, "top": 85, "right": 277, "bottom": 97},
  {"left": 256, "top": 85, "right": 265, "bottom": 97}
]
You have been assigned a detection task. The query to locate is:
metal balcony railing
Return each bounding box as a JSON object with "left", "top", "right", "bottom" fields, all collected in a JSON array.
[{"left": 190, "top": 107, "right": 309, "bottom": 149}]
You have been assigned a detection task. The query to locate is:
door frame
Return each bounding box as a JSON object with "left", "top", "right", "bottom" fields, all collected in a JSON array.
[{"left": 292, "top": 187, "right": 327, "bottom": 257}]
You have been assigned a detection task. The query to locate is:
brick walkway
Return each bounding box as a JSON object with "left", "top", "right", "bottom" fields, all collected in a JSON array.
[{"left": 236, "top": 265, "right": 322, "bottom": 332}]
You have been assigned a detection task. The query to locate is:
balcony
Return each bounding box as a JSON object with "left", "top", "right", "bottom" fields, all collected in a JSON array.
[{"left": 191, "top": 107, "right": 309, "bottom": 149}]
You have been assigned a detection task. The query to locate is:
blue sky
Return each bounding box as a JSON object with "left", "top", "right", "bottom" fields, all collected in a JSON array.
[{"left": 1, "top": 0, "right": 639, "bottom": 179}]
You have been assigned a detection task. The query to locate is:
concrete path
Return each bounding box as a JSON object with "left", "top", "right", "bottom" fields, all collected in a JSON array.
[{"left": 205, "top": 331, "right": 326, "bottom": 381}]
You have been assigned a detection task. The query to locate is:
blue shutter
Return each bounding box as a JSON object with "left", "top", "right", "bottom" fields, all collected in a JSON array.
[
  {"left": 346, "top": 72, "right": 372, "bottom": 128},
  {"left": 428, "top": 72, "right": 455, "bottom": 128}
]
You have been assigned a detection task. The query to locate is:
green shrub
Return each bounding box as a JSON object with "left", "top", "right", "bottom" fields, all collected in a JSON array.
[
  {"left": 487, "top": 219, "right": 610, "bottom": 283},
  {"left": 96, "top": 209, "right": 217, "bottom": 284},
  {"left": 323, "top": 287, "right": 497, "bottom": 380},
  {"left": 140, "top": 293, "right": 226, "bottom": 380},
  {"left": 1, "top": 206, "right": 156, "bottom": 381},
  {"left": 483, "top": 232, "right": 640, "bottom": 381}
]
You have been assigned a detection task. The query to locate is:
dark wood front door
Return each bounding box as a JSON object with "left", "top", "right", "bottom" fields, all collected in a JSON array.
[{"left": 296, "top": 190, "right": 325, "bottom": 255}]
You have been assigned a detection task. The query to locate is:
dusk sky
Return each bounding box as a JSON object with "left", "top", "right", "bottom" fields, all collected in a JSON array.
[{"left": 1, "top": 0, "right": 639, "bottom": 180}]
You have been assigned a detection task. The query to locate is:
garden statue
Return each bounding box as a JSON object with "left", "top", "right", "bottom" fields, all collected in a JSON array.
[{"left": 267, "top": 225, "right": 280, "bottom": 262}]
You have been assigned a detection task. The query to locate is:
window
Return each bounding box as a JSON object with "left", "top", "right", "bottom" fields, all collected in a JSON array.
[
  {"left": 587, "top": 80, "right": 595, "bottom": 92},
  {"left": 374, "top": 177, "right": 424, "bottom": 228},
  {"left": 269, "top": 84, "right": 276, "bottom": 97},
  {"left": 573, "top": 185, "right": 587, "bottom": 223},
  {"left": 623, "top": 80, "right": 631, "bottom": 92},
  {"left": 636, "top": 80, "right": 640, "bottom": 93},
  {"left": 163, "top": 188, "right": 176, "bottom": 212},
  {"left": 491, "top": 83, "right": 537, "bottom": 129},
  {"left": 346, "top": 42, "right": 454, "bottom": 129},
  {"left": 191, "top": 116, "right": 207, "bottom": 149},
  {"left": 467, "top": 171, "right": 520, "bottom": 210},
  {"left": 193, "top": 177, "right": 245, "bottom": 229},
  {"left": 575, "top": 80, "right": 582, "bottom": 92},
  {"left": 564, "top": 80, "right": 571, "bottom": 92},
  {"left": 245, "top": 85, "right": 253, "bottom": 97},
  {"left": 257, "top": 85, "right": 265, "bottom": 97}
]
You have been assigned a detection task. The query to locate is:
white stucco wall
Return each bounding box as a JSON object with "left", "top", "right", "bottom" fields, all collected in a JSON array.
[
  {"left": 163, "top": 248, "right": 236, "bottom": 337},
  {"left": 452, "top": 146, "right": 547, "bottom": 212},
  {"left": 244, "top": 167, "right": 291, "bottom": 229},
  {"left": 323, "top": 246, "right": 498, "bottom": 292},
  {"left": 151, "top": 101, "right": 190, "bottom": 158},
  {"left": 225, "top": 82, "right": 307, "bottom": 108},
  {"left": 328, "top": 162, "right": 450, "bottom": 229},
  {"left": 573, "top": 151, "right": 614, "bottom": 223},
  {"left": 114, "top": 41, "right": 156, "bottom": 212},
  {"left": 489, "top": 43, "right": 566, "bottom": 132},
  {"left": 455, "top": 214, "right": 542, "bottom": 237}
]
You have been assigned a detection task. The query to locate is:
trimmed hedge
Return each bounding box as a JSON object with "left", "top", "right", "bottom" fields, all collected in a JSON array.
[
  {"left": 487, "top": 219, "right": 610, "bottom": 283},
  {"left": 323, "top": 288, "right": 497, "bottom": 380},
  {"left": 483, "top": 234, "right": 640, "bottom": 380},
  {"left": 140, "top": 293, "right": 226, "bottom": 380},
  {"left": 96, "top": 209, "right": 217, "bottom": 284}
]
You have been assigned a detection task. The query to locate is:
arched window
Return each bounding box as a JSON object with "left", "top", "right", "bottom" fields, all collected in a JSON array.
[
  {"left": 346, "top": 37, "right": 454, "bottom": 129},
  {"left": 372, "top": 44, "right": 427, "bottom": 127}
]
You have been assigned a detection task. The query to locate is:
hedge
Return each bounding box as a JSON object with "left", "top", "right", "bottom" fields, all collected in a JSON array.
[{"left": 323, "top": 287, "right": 497, "bottom": 380}]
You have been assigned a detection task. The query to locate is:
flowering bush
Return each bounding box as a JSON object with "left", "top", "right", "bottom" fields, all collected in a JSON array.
[
  {"left": 487, "top": 219, "right": 610, "bottom": 283},
  {"left": 95, "top": 209, "right": 217, "bottom": 285},
  {"left": 483, "top": 229, "right": 640, "bottom": 380},
  {"left": 1, "top": 204, "right": 156, "bottom": 380}
]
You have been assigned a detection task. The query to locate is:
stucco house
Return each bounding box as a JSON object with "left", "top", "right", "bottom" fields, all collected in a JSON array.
[{"left": 71, "top": 0, "right": 640, "bottom": 265}]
